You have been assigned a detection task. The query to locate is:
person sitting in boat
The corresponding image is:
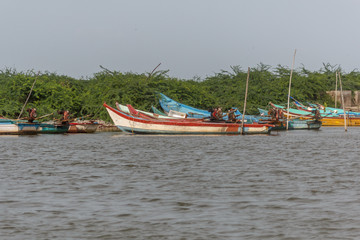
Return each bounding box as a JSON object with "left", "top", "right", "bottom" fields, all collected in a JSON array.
[
  {"left": 269, "top": 108, "right": 277, "bottom": 120},
  {"left": 216, "top": 107, "right": 224, "bottom": 120},
  {"left": 312, "top": 109, "right": 322, "bottom": 120},
  {"left": 278, "top": 109, "right": 284, "bottom": 119},
  {"left": 268, "top": 108, "right": 274, "bottom": 119},
  {"left": 210, "top": 107, "right": 218, "bottom": 121},
  {"left": 27, "top": 108, "right": 37, "bottom": 123},
  {"left": 58, "top": 110, "right": 70, "bottom": 124},
  {"left": 227, "top": 108, "right": 237, "bottom": 122}
]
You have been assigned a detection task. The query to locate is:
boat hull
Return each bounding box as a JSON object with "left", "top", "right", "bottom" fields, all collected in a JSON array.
[
  {"left": 269, "top": 120, "right": 322, "bottom": 130},
  {"left": 320, "top": 117, "right": 360, "bottom": 126},
  {"left": 38, "top": 123, "right": 69, "bottom": 134},
  {"left": 67, "top": 123, "right": 98, "bottom": 133},
  {"left": 16, "top": 122, "right": 41, "bottom": 134},
  {"left": 0, "top": 123, "right": 20, "bottom": 134},
  {"left": 0, "top": 119, "right": 40, "bottom": 135},
  {"left": 290, "top": 120, "right": 322, "bottom": 129}
]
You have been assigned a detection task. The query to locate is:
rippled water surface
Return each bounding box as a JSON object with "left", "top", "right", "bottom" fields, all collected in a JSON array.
[{"left": 1, "top": 127, "right": 360, "bottom": 239}]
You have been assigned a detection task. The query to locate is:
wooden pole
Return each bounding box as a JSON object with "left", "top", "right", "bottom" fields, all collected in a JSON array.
[
  {"left": 147, "top": 63, "right": 161, "bottom": 80},
  {"left": 286, "top": 49, "right": 297, "bottom": 130},
  {"left": 338, "top": 72, "right": 347, "bottom": 131},
  {"left": 18, "top": 72, "right": 39, "bottom": 119},
  {"left": 241, "top": 67, "right": 250, "bottom": 135},
  {"left": 335, "top": 72, "right": 338, "bottom": 108}
]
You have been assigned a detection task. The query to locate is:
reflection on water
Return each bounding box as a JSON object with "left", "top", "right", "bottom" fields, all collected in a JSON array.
[{"left": 1, "top": 128, "right": 360, "bottom": 239}]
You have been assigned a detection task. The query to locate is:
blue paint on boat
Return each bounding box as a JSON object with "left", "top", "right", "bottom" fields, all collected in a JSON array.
[{"left": 158, "top": 93, "right": 259, "bottom": 122}]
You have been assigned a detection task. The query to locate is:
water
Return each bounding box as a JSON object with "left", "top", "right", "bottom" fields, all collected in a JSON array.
[{"left": 1, "top": 128, "right": 360, "bottom": 240}]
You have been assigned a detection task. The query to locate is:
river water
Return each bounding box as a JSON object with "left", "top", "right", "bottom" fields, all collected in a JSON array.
[{"left": 1, "top": 127, "right": 360, "bottom": 240}]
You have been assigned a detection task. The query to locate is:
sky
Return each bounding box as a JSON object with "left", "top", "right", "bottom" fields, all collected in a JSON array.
[{"left": 1, "top": 0, "right": 360, "bottom": 79}]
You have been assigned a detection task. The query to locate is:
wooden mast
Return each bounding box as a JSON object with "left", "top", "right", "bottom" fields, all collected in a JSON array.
[
  {"left": 338, "top": 72, "right": 347, "bottom": 131},
  {"left": 286, "top": 49, "right": 297, "bottom": 130},
  {"left": 241, "top": 67, "right": 250, "bottom": 135},
  {"left": 335, "top": 72, "right": 338, "bottom": 108}
]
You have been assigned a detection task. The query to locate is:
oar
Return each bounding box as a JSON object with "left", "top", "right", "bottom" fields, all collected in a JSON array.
[
  {"left": 64, "top": 114, "right": 93, "bottom": 123},
  {"left": 36, "top": 113, "right": 54, "bottom": 120}
]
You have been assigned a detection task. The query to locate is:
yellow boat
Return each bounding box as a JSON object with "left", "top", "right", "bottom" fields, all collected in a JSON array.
[
  {"left": 320, "top": 117, "right": 360, "bottom": 126},
  {"left": 283, "top": 112, "right": 360, "bottom": 126}
]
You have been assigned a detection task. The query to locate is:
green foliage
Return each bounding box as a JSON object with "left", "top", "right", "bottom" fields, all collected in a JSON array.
[{"left": 0, "top": 64, "right": 359, "bottom": 122}]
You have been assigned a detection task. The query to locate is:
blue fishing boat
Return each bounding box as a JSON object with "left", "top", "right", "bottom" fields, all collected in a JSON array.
[
  {"left": 158, "top": 93, "right": 211, "bottom": 118},
  {"left": 158, "top": 93, "right": 259, "bottom": 122}
]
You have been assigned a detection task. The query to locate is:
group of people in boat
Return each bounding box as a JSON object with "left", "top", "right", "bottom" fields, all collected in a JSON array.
[
  {"left": 26, "top": 108, "right": 71, "bottom": 124},
  {"left": 268, "top": 108, "right": 284, "bottom": 121},
  {"left": 208, "top": 107, "right": 239, "bottom": 123},
  {"left": 267, "top": 106, "right": 322, "bottom": 121}
]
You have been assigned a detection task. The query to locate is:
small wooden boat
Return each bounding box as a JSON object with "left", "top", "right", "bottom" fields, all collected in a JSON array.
[
  {"left": 67, "top": 122, "right": 99, "bottom": 133},
  {"left": 257, "top": 108, "right": 322, "bottom": 130},
  {"left": 104, "top": 103, "right": 273, "bottom": 135},
  {"left": 261, "top": 119, "right": 322, "bottom": 130}
]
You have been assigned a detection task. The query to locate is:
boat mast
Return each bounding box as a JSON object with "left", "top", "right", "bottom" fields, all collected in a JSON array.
[
  {"left": 241, "top": 67, "right": 250, "bottom": 135},
  {"left": 335, "top": 72, "right": 338, "bottom": 108},
  {"left": 286, "top": 49, "right": 297, "bottom": 130},
  {"left": 338, "top": 71, "right": 347, "bottom": 131}
]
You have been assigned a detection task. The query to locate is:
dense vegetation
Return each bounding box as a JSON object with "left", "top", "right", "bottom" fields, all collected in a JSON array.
[{"left": 1, "top": 63, "right": 359, "bottom": 122}]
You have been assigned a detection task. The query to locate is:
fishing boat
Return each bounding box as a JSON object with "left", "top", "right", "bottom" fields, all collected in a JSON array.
[
  {"left": 257, "top": 108, "right": 322, "bottom": 130},
  {"left": 269, "top": 102, "right": 360, "bottom": 126},
  {"left": 67, "top": 122, "right": 99, "bottom": 133},
  {"left": 104, "top": 103, "right": 273, "bottom": 135},
  {"left": 269, "top": 103, "right": 336, "bottom": 118},
  {"left": 261, "top": 119, "right": 321, "bottom": 130}
]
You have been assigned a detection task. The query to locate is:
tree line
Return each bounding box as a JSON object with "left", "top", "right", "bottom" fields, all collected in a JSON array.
[{"left": 1, "top": 63, "right": 359, "bottom": 122}]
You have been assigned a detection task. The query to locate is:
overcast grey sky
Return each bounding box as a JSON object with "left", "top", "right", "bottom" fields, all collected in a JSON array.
[{"left": 1, "top": 0, "right": 359, "bottom": 79}]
